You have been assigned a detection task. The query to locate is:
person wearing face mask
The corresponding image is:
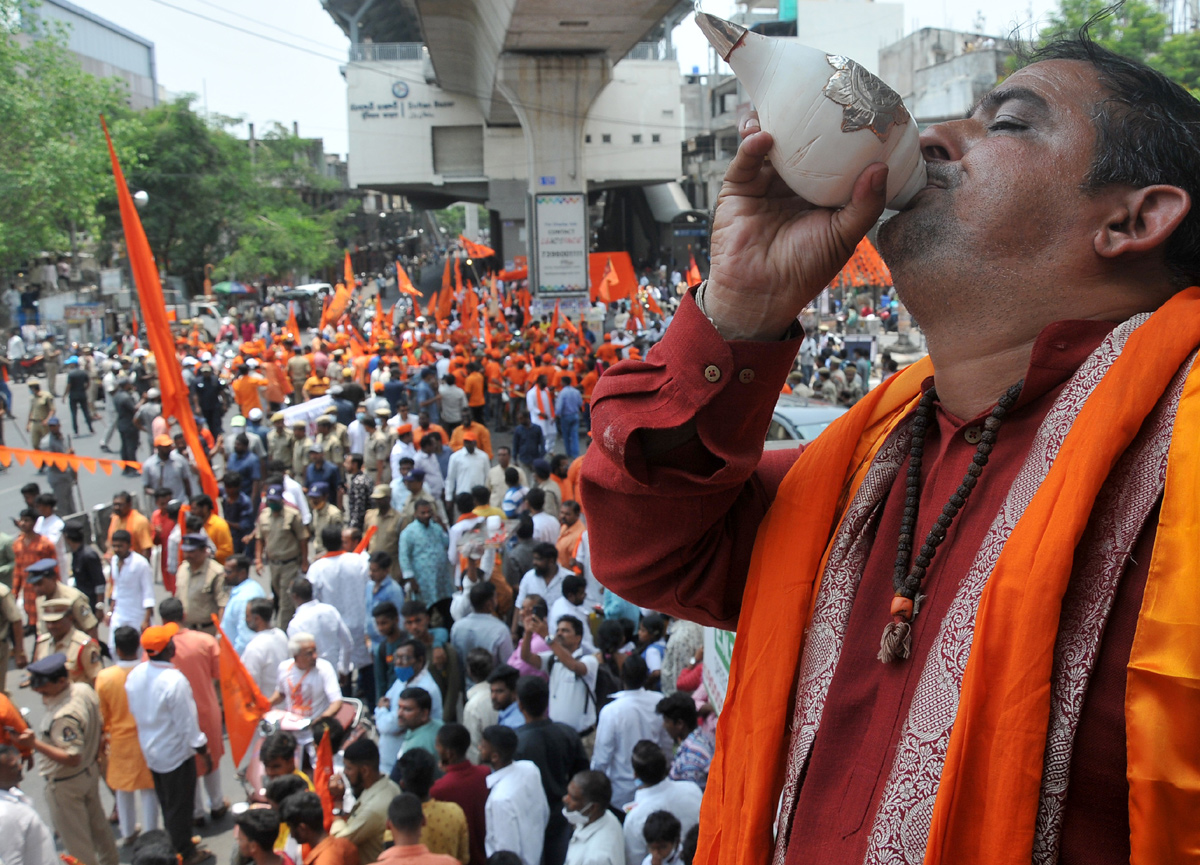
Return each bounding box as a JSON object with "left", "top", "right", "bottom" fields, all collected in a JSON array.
[
  {"left": 378, "top": 639, "right": 443, "bottom": 725},
  {"left": 563, "top": 770, "right": 625, "bottom": 865},
  {"left": 253, "top": 484, "right": 309, "bottom": 629},
  {"left": 346, "top": 405, "right": 369, "bottom": 458},
  {"left": 639, "top": 811, "right": 682, "bottom": 865}
]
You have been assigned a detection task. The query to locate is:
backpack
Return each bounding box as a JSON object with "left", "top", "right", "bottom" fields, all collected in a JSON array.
[{"left": 548, "top": 652, "right": 620, "bottom": 714}]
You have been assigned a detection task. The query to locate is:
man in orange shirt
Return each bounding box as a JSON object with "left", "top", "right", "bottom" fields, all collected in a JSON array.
[
  {"left": 13, "top": 509, "right": 56, "bottom": 630},
  {"left": 231, "top": 365, "right": 269, "bottom": 418},
  {"left": 261, "top": 352, "right": 292, "bottom": 410},
  {"left": 411, "top": 413, "right": 448, "bottom": 449},
  {"left": 282, "top": 792, "right": 360, "bottom": 865},
  {"left": 105, "top": 492, "right": 154, "bottom": 562},
  {"left": 189, "top": 495, "right": 233, "bottom": 564},
  {"left": 448, "top": 420, "right": 492, "bottom": 458},
  {"left": 596, "top": 334, "right": 619, "bottom": 367},
  {"left": 463, "top": 363, "right": 486, "bottom": 425},
  {"left": 484, "top": 352, "right": 505, "bottom": 428}
]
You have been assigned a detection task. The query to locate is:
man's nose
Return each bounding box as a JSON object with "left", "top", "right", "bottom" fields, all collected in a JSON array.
[{"left": 918, "top": 119, "right": 972, "bottom": 163}]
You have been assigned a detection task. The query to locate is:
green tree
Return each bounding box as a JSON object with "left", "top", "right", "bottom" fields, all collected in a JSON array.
[
  {"left": 1037, "top": 0, "right": 1169, "bottom": 59},
  {"left": 0, "top": 0, "right": 129, "bottom": 272},
  {"left": 100, "top": 103, "right": 349, "bottom": 291},
  {"left": 1152, "top": 29, "right": 1200, "bottom": 94}
]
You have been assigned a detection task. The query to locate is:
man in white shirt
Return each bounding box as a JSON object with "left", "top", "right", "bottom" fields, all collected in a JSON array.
[
  {"left": 481, "top": 725, "right": 550, "bottom": 865},
  {"left": 7, "top": 330, "right": 25, "bottom": 362},
  {"left": 516, "top": 542, "right": 573, "bottom": 609},
  {"left": 267, "top": 632, "right": 343, "bottom": 723},
  {"left": 108, "top": 530, "right": 155, "bottom": 650},
  {"left": 388, "top": 425, "right": 417, "bottom": 482},
  {"left": 32, "top": 495, "right": 69, "bottom": 585},
  {"left": 379, "top": 638, "right": 443, "bottom": 721},
  {"left": 621, "top": 742, "right": 702, "bottom": 865},
  {"left": 0, "top": 742, "right": 57, "bottom": 865},
  {"left": 563, "top": 770, "right": 626, "bottom": 865},
  {"left": 304, "top": 531, "right": 373, "bottom": 690},
  {"left": 279, "top": 470, "right": 312, "bottom": 525},
  {"left": 240, "top": 598, "right": 290, "bottom": 696},
  {"left": 124, "top": 623, "right": 212, "bottom": 864},
  {"left": 520, "top": 612, "right": 599, "bottom": 734},
  {"left": 590, "top": 655, "right": 674, "bottom": 808},
  {"left": 285, "top": 577, "right": 353, "bottom": 675},
  {"left": 548, "top": 574, "right": 595, "bottom": 652},
  {"left": 525, "top": 375, "right": 557, "bottom": 455},
  {"left": 526, "top": 488, "right": 560, "bottom": 544},
  {"left": 460, "top": 648, "right": 498, "bottom": 763},
  {"left": 444, "top": 432, "right": 491, "bottom": 514}
]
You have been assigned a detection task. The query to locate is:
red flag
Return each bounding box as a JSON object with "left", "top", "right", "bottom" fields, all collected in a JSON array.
[
  {"left": 687, "top": 251, "right": 702, "bottom": 286},
  {"left": 211, "top": 615, "right": 271, "bottom": 765},
  {"left": 313, "top": 730, "right": 335, "bottom": 830},
  {"left": 344, "top": 250, "right": 355, "bottom": 290},
  {"left": 102, "top": 117, "right": 219, "bottom": 500},
  {"left": 598, "top": 256, "right": 620, "bottom": 304}
]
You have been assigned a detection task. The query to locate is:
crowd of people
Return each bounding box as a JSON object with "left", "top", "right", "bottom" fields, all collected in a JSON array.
[{"left": 0, "top": 259, "right": 799, "bottom": 865}]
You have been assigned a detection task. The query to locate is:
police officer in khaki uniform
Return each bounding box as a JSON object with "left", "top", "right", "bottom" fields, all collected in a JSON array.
[
  {"left": 375, "top": 407, "right": 397, "bottom": 453},
  {"left": 362, "top": 415, "right": 392, "bottom": 485},
  {"left": 254, "top": 483, "right": 308, "bottom": 628},
  {"left": 306, "top": 482, "right": 343, "bottom": 559},
  {"left": 26, "top": 382, "right": 55, "bottom": 450},
  {"left": 290, "top": 419, "right": 314, "bottom": 480},
  {"left": 286, "top": 351, "right": 311, "bottom": 399},
  {"left": 267, "top": 412, "right": 293, "bottom": 465},
  {"left": 28, "top": 557, "right": 100, "bottom": 639},
  {"left": 313, "top": 414, "right": 345, "bottom": 465},
  {"left": 19, "top": 653, "right": 118, "bottom": 865},
  {"left": 33, "top": 599, "right": 102, "bottom": 688},
  {"left": 364, "top": 484, "right": 404, "bottom": 581},
  {"left": 0, "top": 575, "right": 26, "bottom": 693},
  {"left": 174, "top": 533, "right": 228, "bottom": 634}
]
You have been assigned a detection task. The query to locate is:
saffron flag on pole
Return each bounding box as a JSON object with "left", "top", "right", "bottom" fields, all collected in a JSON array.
[
  {"left": 549, "top": 300, "right": 561, "bottom": 336},
  {"left": 597, "top": 256, "right": 620, "bottom": 304},
  {"left": 687, "top": 251, "right": 703, "bottom": 286},
  {"left": 344, "top": 250, "right": 355, "bottom": 290},
  {"left": 287, "top": 302, "right": 301, "bottom": 339},
  {"left": 211, "top": 615, "right": 271, "bottom": 765},
  {"left": 314, "top": 729, "right": 335, "bottom": 830},
  {"left": 395, "top": 261, "right": 420, "bottom": 297},
  {"left": 644, "top": 290, "right": 663, "bottom": 317},
  {"left": 102, "top": 116, "right": 220, "bottom": 500}
]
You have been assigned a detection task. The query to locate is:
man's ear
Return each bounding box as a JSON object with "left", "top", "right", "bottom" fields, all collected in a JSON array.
[{"left": 1094, "top": 184, "right": 1191, "bottom": 259}]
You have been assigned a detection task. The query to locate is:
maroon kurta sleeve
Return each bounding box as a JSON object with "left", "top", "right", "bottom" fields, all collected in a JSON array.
[{"left": 579, "top": 289, "right": 806, "bottom": 629}]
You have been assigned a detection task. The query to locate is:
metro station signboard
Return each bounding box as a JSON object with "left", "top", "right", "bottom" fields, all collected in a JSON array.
[{"left": 533, "top": 193, "right": 588, "bottom": 297}]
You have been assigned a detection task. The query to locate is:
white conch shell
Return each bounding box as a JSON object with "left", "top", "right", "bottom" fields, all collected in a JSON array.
[{"left": 697, "top": 12, "right": 926, "bottom": 210}]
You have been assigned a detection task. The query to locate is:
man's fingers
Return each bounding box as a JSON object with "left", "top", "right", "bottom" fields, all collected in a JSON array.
[
  {"left": 829, "top": 163, "right": 889, "bottom": 256},
  {"left": 738, "top": 110, "right": 761, "bottom": 141},
  {"left": 722, "top": 130, "right": 775, "bottom": 187}
]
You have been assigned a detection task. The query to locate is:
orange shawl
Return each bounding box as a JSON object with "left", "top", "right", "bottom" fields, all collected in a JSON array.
[{"left": 699, "top": 287, "right": 1200, "bottom": 865}]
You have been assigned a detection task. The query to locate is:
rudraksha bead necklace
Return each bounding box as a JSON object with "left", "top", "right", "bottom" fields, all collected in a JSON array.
[{"left": 878, "top": 380, "right": 1025, "bottom": 663}]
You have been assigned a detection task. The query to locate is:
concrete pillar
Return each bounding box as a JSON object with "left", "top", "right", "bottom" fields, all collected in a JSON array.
[
  {"left": 463, "top": 201, "right": 479, "bottom": 241},
  {"left": 497, "top": 54, "right": 612, "bottom": 297}
]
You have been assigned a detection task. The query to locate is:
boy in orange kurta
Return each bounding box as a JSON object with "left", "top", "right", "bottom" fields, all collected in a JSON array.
[{"left": 97, "top": 625, "right": 159, "bottom": 841}]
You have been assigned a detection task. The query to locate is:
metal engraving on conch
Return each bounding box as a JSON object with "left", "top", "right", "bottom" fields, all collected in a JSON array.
[{"left": 823, "top": 54, "right": 909, "bottom": 141}]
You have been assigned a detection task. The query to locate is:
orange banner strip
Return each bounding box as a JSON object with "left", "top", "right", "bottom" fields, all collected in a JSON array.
[{"left": 0, "top": 446, "right": 139, "bottom": 474}]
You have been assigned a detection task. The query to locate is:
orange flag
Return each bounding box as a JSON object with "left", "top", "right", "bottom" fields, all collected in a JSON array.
[
  {"left": 384, "top": 303, "right": 396, "bottom": 333},
  {"left": 355, "top": 525, "right": 376, "bottom": 554},
  {"left": 483, "top": 321, "right": 493, "bottom": 352},
  {"left": 438, "top": 276, "right": 455, "bottom": 322},
  {"left": 211, "top": 614, "right": 271, "bottom": 765},
  {"left": 455, "top": 256, "right": 463, "bottom": 295},
  {"left": 598, "top": 256, "right": 620, "bottom": 304},
  {"left": 371, "top": 297, "right": 384, "bottom": 348},
  {"left": 395, "top": 261, "right": 420, "bottom": 297},
  {"left": 550, "top": 300, "right": 560, "bottom": 336},
  {"left": 561, "top": 313, "right": 579, "bottom": 337},
  {"left": 130, "top": 302, "right": 139, "bottom": 346},
  {"left": 441, "top": 255, "right": 452, "bottom": 294},
  {"left": 287, "top": 303, "right": 300, "bottom": 339},
  {"left": 344, "top": 250, "right": 355, "bottom": 290},
  {"left": 630, "top": 295, "right": 645, "bottom": 331},
  {"left": 459, "top": 234, "right": 496, "bottom": 259},
  {"left": 103, "top": 117, "right": 219, "bottom": 500},
  {"left": 687, "top": 251, "right": 703, "bottom": 285},
  {"left": 645, "top": 291, "right": 663, "bottom": 317},
  {"left": 321, "top": 282, "right": 352, "bottom": 330},
  {"left": 426, "top": 291, "right": 438, "bottom": 320},
  {"left": 313, "top": 730, "right": 335, "bottom": 830}
]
